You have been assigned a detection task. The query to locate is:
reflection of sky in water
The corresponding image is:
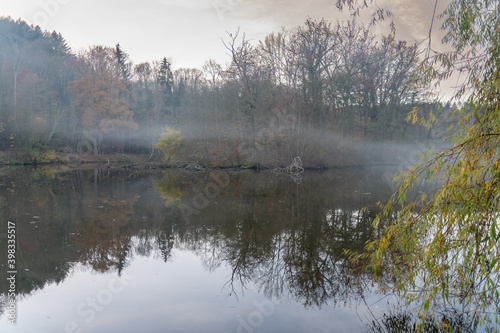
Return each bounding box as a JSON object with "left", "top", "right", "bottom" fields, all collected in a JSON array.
[
  {"left": 0, "top": 168, "right": 396, "bottom": 332},
  {"left": 0, "top": 249, "right": 384, "bottom": 333}
]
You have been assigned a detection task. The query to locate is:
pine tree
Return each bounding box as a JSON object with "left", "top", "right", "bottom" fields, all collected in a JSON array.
[
  {"left": 157, "top": 57, "right": 174, "bottom": 115},
  {"left": 114, "top": 43, "right": 130, "bottom": 82}
]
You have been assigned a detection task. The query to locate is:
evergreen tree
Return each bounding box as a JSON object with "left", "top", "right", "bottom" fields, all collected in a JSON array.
[
  {"left": 114, "top": 43, "right": 130, "bottom": 82},
  {"left": 157, "top": 57, "right": 174, "bottom": 115}
]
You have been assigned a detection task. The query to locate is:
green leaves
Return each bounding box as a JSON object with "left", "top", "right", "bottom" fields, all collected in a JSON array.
[
  {"left": 339, "top": 1, "right": 500, "bottom": 326},
  {"left": 365, "top": 100, "right": 500, "bottom": 325},
  {"left": 488, "top": 218, "right": 500, "bottom": 243}
]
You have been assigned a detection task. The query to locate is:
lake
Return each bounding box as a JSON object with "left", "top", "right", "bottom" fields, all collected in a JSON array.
[{"left": 0, "top": 165, "right": 402, "bottom": 333}]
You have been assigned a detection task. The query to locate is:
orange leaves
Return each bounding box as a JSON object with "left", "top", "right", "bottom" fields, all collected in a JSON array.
[
  {"left": 68, "top": 45, "right": 138, "bottom": 137},
  {"left": 69, "top": 73, "right": 137, "bottom": 133}
]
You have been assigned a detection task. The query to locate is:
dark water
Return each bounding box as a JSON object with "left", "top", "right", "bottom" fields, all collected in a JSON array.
[{"left": 0, "top": 166, "right": 397, "bottom": 333}]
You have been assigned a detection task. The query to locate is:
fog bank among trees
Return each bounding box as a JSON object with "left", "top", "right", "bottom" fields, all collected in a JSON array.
[{"left": 0, "top": 17, "right": 452, "bottom": 167}]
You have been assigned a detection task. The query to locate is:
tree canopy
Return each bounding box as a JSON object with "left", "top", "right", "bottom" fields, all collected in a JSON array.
[
  {"left": 337, "top": 0, "right": 500, "bottom": 328},
  {"left": 0, "top": 16, "right": 433, "bottom": 166}
]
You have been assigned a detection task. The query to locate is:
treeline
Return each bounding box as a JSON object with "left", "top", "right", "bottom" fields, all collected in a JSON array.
[{"left": 0, "top": 17, "right": 438, "bottom": 166}]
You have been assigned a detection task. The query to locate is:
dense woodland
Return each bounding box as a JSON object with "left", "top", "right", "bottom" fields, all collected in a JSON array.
[{"left": 0, "top": 17, "right": 445, "bottom": 167}]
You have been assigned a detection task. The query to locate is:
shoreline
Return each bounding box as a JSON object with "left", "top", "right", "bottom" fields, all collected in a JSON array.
[{"left": 0, "top": 151, "right": 402, "bottom": 170}]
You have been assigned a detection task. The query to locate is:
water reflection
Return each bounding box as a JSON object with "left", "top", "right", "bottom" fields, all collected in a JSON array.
[
  {"left": 154, "top": 168, "right": 388, "bottom": 307},
  {"left": 366, "top": 304, "right": 481, "bottom": 332},
  {"left": 0, "top": 166, "right": 393, "bottom": 329}
]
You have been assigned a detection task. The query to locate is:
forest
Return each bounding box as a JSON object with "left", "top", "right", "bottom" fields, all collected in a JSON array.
[
  {"left": 0, "top": 16, "right": 447, "bottom": 168},
  {"left": 2, "top": 1, "right": 500, "bottom": 328}
]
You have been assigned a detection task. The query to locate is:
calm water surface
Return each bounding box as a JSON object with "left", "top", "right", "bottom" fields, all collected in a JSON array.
[{"left": 0, "top": 166, "right": 397, "bottom": 333}]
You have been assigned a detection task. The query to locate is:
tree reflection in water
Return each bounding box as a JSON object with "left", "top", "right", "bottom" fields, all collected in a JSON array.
[
  {"left": 0, "top": 166, "right": 415, "bottom": 324},
  {"left": 155, "top": 168, "right": 384, "bottom": 308},
  {"left": 367, "top": 303, "right": 481, "bottom": 332}
]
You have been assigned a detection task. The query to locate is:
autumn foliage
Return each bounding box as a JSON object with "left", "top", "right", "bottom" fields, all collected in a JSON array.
[
  {"left": 68, "top": 46, "right": 137, "bottom": 155},
  {"left": 69, "top": 74, "right": 136, "bottom": 132}
]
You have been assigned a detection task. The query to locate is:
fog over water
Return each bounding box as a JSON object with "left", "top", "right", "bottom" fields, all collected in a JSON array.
[{"left": 0, "top": 2, "right": 469, "bottom": 331}]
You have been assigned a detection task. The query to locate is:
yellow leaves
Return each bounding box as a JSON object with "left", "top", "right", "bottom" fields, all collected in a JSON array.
[
  {"left": 156, "top": 181, "right": 183, "bottom": 207},
  {"left": 429, "top": 109, "right": 437, "bottom": 123},
  {"left": 446, "top": 123, "right": 455, "bottom": 133},
  {"left": 156, "top": 125, "right": 183, "bottom": 162},
  {"left": 41, "top": 150, "right": 57, "bottom": 163},
  {"left": 406, "top": 107, "right": 419, "bottom": 124}
]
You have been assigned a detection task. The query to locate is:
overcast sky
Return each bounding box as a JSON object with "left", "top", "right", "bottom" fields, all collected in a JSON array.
[{"left": 0, "top": 0, "right": 449, "bottom": 69}]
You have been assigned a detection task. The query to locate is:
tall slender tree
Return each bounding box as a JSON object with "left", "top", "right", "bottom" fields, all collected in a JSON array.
[
  {"left": 157, "top": 57, "right": 174, "bottom": 116},
  {"left": 114, "top": 43, "right": 130, "bottom": 83}
]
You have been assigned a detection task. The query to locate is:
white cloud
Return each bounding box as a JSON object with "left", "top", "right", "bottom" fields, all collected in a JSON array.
[{"left": 0, "top": 0, "right": 451, "bottom": 69}]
